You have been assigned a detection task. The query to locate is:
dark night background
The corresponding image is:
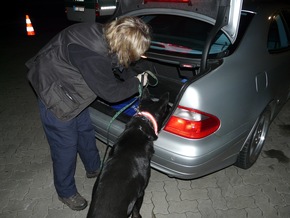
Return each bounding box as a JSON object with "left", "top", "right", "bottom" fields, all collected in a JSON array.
[{"left": 1, "top": 0, "right": 71, "bottom": 39}]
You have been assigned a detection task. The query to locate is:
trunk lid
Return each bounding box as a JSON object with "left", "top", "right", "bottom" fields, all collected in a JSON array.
[{"left": 114, "top": 0, "right": 243, "bottom": 44}]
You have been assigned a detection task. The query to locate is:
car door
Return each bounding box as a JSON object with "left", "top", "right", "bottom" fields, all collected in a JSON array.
[{"left": 266, "top": 9, "right": 290, "bottom": 114}]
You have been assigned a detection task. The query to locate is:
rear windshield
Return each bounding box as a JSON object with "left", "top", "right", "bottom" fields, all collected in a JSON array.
[{"left": 140, "top": 11, "right": 254, "bottom": 57}]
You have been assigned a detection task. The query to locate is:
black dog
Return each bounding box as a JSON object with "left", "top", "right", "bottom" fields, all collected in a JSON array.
[{"left": 87, "top": 88, "right": 169, "bottom": 218}]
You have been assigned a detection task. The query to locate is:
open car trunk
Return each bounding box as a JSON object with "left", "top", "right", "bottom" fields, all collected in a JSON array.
[
  {"left": 90, "top": 57, "right": 192, "bottom": 124},
  {"left": 89, "top": 0, "right": 243, "bottom": 144},
  {"left": 90, "top": 56, "right": 222, "bottom": 126}
]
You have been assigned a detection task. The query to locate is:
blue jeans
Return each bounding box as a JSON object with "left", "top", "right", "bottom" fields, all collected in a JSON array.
[{"left": 38, "top": 100, "right": 101, "bottom": 198}]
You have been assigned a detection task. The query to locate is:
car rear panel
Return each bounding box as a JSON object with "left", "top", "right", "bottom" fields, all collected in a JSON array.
[
  {"left": 89, "top": 5, "right": 252, "bottom": 179},
  {"left": 89, "top": 2, "right": 290, "bottom": 179}
]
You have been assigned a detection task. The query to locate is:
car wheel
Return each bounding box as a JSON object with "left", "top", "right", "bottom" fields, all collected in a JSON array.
[{"left": 235, "top": 108, "right": 271, "bottom": 169}]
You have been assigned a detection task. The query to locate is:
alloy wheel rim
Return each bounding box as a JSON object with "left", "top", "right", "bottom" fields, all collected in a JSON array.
[{"left": 249, "top": 112, "right": 270, "bottom": 162}]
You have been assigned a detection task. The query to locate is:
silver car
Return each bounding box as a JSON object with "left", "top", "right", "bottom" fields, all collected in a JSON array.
[{"left": 89, "top": 0, "right": 290, "bottom": 179}]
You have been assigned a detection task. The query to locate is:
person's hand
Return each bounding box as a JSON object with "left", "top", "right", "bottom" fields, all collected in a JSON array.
[{"left": 136, "top": 72, "right": 148, "bottom": 86}]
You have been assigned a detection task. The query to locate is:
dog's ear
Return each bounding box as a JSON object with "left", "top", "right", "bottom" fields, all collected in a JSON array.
[
  {"left": 150, "top": 134, "right": 158, "bottom": 141},
  {"left": 146, "top": 128, "right": 158, "bottom": 141}
]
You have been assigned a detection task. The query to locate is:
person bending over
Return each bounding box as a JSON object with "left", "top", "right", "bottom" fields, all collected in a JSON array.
[{"left": 25, "top": 16, "right": 151, "bottom": 211}]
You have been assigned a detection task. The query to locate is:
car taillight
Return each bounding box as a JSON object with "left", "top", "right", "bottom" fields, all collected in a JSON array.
[
  {"left": 144, "top": 0, "right": 190, "bottom": 3},
  {"left": 164, "top": 106, "right": 220, "bottom": 139},
  {"left": 95, "top": 3, "right": 100, "bottom": 16}
]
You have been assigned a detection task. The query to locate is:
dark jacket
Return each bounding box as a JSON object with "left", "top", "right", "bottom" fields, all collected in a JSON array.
[{"left": 26, "top": 22, "right": 140, "bottom": 121}]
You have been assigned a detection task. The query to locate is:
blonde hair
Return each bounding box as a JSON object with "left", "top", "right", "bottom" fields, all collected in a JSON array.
[{"left": 104, "top": 16, "right": 151, "bottom": 68}]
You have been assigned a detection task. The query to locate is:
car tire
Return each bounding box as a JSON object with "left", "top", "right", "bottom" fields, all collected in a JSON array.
[{"left": 235, "top": 108, "right": 271, "bottom": 169}]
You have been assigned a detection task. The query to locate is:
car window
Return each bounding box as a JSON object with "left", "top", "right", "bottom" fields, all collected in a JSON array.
[
  {"left": 141, "top": 14, "right": 231, "bottom": 56},
  {"left": 267, "top": 12, "right": 290, "bottom": 52},
  {"left": 282, "top": 10, "right": 290, "bottom": 30},
  {"left": 140, "top": 12, "right": 253, "bottom": 58}
]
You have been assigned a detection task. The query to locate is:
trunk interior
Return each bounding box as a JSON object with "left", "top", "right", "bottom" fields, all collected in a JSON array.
[{"left": 90, "top": 57, "right": 220, "bottom": 123}]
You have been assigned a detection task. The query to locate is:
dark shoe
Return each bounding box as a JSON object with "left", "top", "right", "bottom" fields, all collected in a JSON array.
[
  {"left": 58, "top": 192, "right": 88, "bottom": 211},
  {"left": 86, "top": 169, "right": 100, "bottom": 178}
]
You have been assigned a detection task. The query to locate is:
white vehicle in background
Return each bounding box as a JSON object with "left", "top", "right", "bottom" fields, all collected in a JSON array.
[{"left": 65, "top": 0, "right": 117, "bottom": 22}]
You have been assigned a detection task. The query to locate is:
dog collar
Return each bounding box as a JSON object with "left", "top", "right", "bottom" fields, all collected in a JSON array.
[{"left": 137, "top": 111, "right": 158, "bottom": 136}]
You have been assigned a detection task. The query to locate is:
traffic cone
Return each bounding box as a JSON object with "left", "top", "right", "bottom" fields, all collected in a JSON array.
[{"left": 26, "top": 15, "right": 35, "bottom": 36}]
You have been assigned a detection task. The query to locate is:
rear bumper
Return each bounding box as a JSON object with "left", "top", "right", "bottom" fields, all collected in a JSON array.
[
  {"left": 89, "top": 106, "right": 249, "bottom": 180},
  {"left": 150, "top": 140, "right": 242, "bottom": 180}
]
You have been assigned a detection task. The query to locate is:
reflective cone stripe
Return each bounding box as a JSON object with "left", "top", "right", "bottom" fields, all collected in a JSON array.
[{"left": 26, "top": 15, "right": 35, "bottom": 36}]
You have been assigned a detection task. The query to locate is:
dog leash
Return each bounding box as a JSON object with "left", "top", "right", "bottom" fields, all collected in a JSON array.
[
  {"left": 106, "top": 70, "right": 158, "bottom": 134},
  {"left": 100, "top": 70, "right": 158, "bottom": 170}
]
